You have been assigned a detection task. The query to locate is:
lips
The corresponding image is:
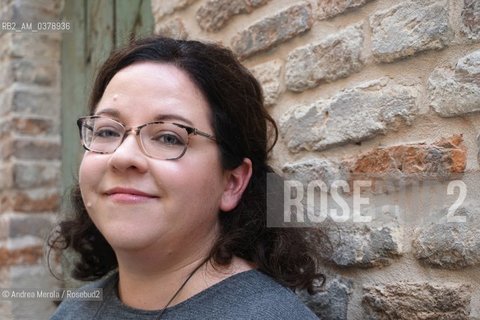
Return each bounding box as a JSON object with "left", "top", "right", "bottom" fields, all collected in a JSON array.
[{"left": 104, "top": 187, "right": 158, "bottom": 203}]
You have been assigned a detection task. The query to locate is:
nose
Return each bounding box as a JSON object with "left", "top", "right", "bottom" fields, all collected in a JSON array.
[{"left": 107, "top": 133, "right": 148, "bottom": 173}]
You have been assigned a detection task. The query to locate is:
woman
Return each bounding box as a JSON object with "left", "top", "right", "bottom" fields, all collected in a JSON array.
[{"left": 50, "top": 36, "right": 321, "bottom": 319}]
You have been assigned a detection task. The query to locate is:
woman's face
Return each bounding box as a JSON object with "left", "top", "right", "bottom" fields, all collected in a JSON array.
[{"left": 79, "top": 62, "right": 228, "bottom": 258}]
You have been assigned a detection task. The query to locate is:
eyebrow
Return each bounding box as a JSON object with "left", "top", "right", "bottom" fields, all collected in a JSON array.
[{"left": 94, "top": 108, "right": 195, "bottom": 126}]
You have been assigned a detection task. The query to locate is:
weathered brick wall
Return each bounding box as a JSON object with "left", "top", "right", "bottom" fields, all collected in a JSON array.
[
  {"left": 0, "top": 0, "right": 63, "bottom": 319},
  {"left": 152, "top": 0, "right": 480, "bottom": 319}
]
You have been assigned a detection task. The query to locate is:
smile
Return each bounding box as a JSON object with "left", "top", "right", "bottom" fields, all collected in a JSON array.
[{"left": 104, "top": 187, "right": 158, "bottom": 203}]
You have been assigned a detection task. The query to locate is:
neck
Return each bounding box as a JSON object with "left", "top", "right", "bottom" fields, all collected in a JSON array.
[
  {"left": 116, "top": 253, "right": 256, "bottom": 311},
  {"left": 117, "top": 254, "right": 207, "bottom": 311},
  {"left": 114, "top": 219, "right": 219, "bottom": 281},
  {"left": 114, "top": 231, "right": 215, "bottom": 311}
]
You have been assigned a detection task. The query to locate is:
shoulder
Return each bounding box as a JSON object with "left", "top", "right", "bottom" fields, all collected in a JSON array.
[{"left": 49, "top": 272, "right": 117, "bottom": 320}]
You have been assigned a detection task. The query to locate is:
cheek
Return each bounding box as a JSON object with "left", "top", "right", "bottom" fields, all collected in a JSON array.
[
  {"left": 78, "top": 154, "right": 105, "bottom": 200},
  {"left": 152, "top": 156, "right": 225, "bottom": 202},
  {"left": 189, "top": 164, "right": 226, "bottom": 209}
]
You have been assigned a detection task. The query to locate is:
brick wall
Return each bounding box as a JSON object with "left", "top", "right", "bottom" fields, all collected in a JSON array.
[
  {"left": 152, "top": 0, "right": 480, "bottom": 319},
  {"left": 0, "top": 0, "right": 63, "bottom": 319}
]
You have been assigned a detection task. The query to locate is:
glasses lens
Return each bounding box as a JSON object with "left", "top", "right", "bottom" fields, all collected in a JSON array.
[
  {"left": 140, "top": 122, "right": 188, "bottom": 159},
  {"left": 81, "top": 117, "right": 124, "bottom": 153}
]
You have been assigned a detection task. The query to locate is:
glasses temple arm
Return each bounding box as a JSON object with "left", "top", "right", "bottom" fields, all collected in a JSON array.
[{"left": 193, "top": 128, "right": 216, "bottom": 142}]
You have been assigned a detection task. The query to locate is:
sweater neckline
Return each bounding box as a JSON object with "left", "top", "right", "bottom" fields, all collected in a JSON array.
[{"left": 102, "top": 269, "right": 262, "bottom": 316}]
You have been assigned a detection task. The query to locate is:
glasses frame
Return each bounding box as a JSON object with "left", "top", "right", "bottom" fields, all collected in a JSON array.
[{"left": 77, "top": 115, "right": 216, "bottom": 160}]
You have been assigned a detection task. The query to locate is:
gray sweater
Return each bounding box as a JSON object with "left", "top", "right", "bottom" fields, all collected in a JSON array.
[{"left": 50, "top": 269, "right": 319, "bottom": 319}]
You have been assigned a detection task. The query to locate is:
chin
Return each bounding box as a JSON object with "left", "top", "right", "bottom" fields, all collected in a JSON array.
[
  {"left": 99, "top": 225, "right": 163, "bottom": 252},
  {"left": 108, "top": 237, "right": 158, "bottom": 253}
]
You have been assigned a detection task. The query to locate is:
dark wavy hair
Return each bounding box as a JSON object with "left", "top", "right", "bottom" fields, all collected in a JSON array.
[{"left": 50, "top": 36, "right": 322, "bottom": 291}]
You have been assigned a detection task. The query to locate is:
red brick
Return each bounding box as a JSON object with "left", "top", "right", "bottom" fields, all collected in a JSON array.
[
  {"left": 11, "top": 189, "right": 60, "bottom": 213},
  {"left": 12, "top": 117, "right": 55, "bottom": 135},
  {"left": 0, "top": 192, "right": 10, "bottom": 213},
  {"left": 12, "top": 138, "right": 60, "bottom": 160},
  {"left": 0, "top": 245, "right": 43, "bottom": 266},
  {"left": 346, "top": 134, "right": 466, "bottom": 178}
]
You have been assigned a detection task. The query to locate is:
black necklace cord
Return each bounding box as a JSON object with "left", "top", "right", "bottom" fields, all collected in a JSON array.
[{"left": 155, "top": 258, "right": 208, "bottom": 320}]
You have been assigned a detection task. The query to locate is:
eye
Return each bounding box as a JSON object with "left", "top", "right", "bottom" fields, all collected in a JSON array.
[
  {"left": 152, "top": 132, "right": 186, "bottom": 146},
  {"left": 94, "top": 127, "right": 121, "bottom": 138}
]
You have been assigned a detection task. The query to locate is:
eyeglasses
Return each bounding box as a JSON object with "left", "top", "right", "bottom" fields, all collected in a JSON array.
[{"left": 77, "top": 116, "right": 216, "bottom": 160}]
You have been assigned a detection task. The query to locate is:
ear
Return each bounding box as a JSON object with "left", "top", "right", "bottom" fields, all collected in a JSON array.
[{"left": 219, "top": 158, "right": 253, "bottom": 212}]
